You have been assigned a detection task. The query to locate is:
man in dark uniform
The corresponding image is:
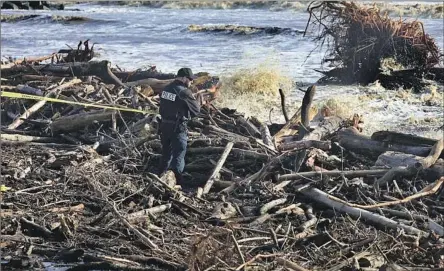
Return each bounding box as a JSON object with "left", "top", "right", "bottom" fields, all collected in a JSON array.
[{"left": 158, "top": 68, "right": 202, "bottom": 182}]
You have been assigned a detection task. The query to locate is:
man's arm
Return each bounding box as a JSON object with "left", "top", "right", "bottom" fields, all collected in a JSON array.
[{"left": 179, "top": 88, "right": 201, "bottom": 118}]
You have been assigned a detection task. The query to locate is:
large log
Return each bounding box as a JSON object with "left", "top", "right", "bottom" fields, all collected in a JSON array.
[
  {"left": 50, "top": 111, "right": 116, "bottom": 133},
  {"left": 0, "top": 133, "right": 60, "bottom": 143},
  {"left": 375, "top": 152, "right": 425, "bottom": 168},
  {"left": 2, "top": 61, "right": 125, "bottom": 87},
  {"left": 126, "top": 78, "right": 174, "bottom": 94},
  {"left": 371, "top": 131, "right": 437, "bottom": 147},
  {"left": 376, "top": 138, "right": 444, "bottom": 187},
  {"left": 112, "top": 70, "right": 176, "bottom": 82},
  {"left": 337, "top": 127, "right": 435, "bottom": 159},
  {"left": 21, "top": 74, "right": 69, "bottom": 82},
  {"left": 303, "top": 116, "right": 342, "bottom": 141}
]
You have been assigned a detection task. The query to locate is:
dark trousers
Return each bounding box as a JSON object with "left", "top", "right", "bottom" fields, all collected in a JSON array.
[{"left": 159, "top": 122, "right": 187, "bottom": 180}]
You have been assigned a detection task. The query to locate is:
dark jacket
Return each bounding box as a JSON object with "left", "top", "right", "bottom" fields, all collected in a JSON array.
[{"left": 159, "top": 78, "right": 201, "bottom": 123}]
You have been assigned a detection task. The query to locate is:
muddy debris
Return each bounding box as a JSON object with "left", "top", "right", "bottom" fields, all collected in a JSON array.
[{"left": 1, "top": 41, "right": 444, "bottom": 271}]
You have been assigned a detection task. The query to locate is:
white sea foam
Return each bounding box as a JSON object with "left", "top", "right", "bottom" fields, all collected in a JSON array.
[{"left": 105, "top": 1, "right": 444, "bottom": 19}]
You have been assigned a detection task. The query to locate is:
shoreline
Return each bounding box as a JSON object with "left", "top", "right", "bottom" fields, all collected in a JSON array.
[
  {"left": 1, "top": 56, "right": 443, "bottom": 270},
  {"left": 57, "top": 1, "right": 444, "bottom": 19}
]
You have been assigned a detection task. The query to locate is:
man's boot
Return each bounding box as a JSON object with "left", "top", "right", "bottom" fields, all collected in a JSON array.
[{"left": 161, "top": 170, "right": 176, "bottom": 188}]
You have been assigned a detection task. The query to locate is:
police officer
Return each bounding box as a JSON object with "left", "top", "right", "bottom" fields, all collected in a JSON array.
[{"left": 158, "top": 68, "right": 202, "bottom": 182}]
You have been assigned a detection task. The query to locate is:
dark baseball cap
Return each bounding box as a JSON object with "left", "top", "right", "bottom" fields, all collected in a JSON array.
[{"left": 177, "top": 67, "right": 197, "bottom": 80}]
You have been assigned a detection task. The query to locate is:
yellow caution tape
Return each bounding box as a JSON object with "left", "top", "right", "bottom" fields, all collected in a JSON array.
[{"left": 1, "top": 91, "right": 155, "bottom": 114}]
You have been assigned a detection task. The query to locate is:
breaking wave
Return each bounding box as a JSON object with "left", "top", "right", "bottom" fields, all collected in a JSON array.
[
  {"left": 1, "top": 14, "right": 107, "bottom": 24},
  {"left": 106, "top": 1, "right": 444, "bottom": 19},
  {"left": 188, "top": 24, "right": 304, "bottom": 36}
]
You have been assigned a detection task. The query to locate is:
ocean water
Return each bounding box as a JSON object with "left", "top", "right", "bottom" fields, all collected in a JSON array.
[{"left": 1, "top": 2, "right": 443, "bottom": 138}]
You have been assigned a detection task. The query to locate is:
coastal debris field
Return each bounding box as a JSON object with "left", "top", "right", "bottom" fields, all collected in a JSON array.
[{"left": 1, "top": 1, "right": 444, "bottom": 271}]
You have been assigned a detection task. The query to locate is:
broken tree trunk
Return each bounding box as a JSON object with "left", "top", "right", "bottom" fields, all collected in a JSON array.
[
  {"left": 371, "top": 131, "right": 438, "bottom": 147},
  {"left": 291, "top": 116, "right": 343, "bottom": 171},
  {"left": 375, "top": 138, "right": 444, "bottom": 187},
  {"left": 285, "top": 86, "right": 340, "bottom": 171},
  {"left": 273, "top": 106, "right": 318, "bottom": 145},
  {"left": 337, "top": 127, "right": 436, "bottom": 159},
  {"left": 375, "top": 152, "right": 428, "bottom": 168},
  {"left": 278, "top": 88, "right": 289, "bottom": 122},
  {"left": 297, "top": 85, "right": 317, "bottom": 140}
]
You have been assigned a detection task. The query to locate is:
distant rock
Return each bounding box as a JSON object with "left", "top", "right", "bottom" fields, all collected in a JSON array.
[{"left": 1, "top": 1, "right": 64, "bottom": 10}]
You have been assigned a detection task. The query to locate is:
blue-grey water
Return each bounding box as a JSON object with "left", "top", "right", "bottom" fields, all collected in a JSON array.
[{"left": 2, "top": 3, "right": 442, "bottom": 81}]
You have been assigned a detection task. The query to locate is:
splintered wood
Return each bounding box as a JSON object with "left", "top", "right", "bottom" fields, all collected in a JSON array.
[{"left": 1, "top": 43, "right": 443, "bottom": 270}]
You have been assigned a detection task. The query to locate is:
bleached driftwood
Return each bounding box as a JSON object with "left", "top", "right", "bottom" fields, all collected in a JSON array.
[
  {"left": 202, "top": 142, "right": 234, "bottom": 195},
  {"left": 376, "top": 138, "right": 443, "bottom": 187},
  {"left": 302, "top": 187, "right": 425, "bottom": 236}
]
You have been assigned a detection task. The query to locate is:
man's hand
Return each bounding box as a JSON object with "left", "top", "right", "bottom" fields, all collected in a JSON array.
[{"left": 193, "top": 88, "right": 219, "bottom": 105}]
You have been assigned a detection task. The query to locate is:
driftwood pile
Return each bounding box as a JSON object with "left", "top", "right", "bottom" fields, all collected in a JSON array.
[
  {"left": 1, "top": 46, "right": 444, "bottom": 270},
  {"left": 306, "top": 1, "right": 443, "bottom": 92}
]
